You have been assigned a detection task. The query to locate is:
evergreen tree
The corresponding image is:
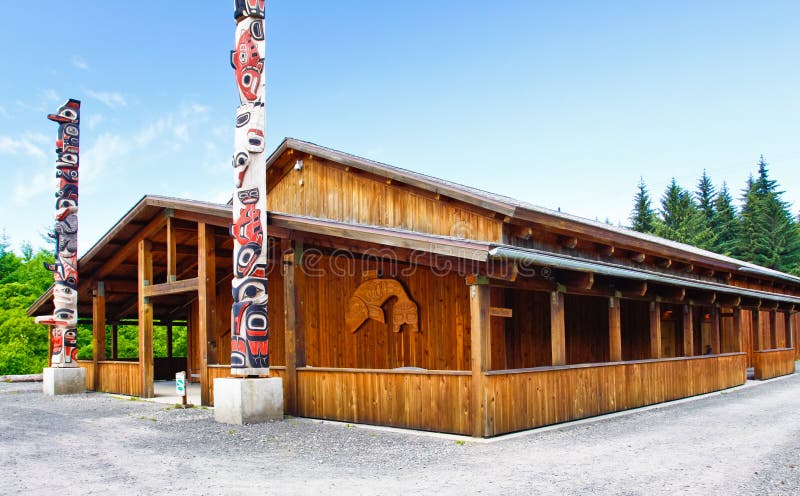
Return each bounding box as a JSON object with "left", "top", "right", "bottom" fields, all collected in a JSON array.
[
  {"left": 629, "top": 178, "right": 658, "bottom": 233},
  {"left": 696, "top": 169, "right": 717, "bottom": 226},
  {"left": 654, "top": 179, "right": 715, "bottom": 248},
  {"left": 735, "top": 156, "right": 800, "bottom": 272},
  {"left": 712, "top": 182, "right": 738, "bottom": 256}
]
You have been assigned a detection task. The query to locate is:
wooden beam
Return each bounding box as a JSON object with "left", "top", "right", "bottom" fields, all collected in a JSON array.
[
  {"left": 716, "top": 294, "right": 742, "bottom": 307},
  {"left": 785, "top": 311, "right": 794, "bottom": 349},
  {"left": 138, "top": 240, "right": 154, "bottom": 398},
  {"left": 687, "top": 291, "right": 716, "bottom": 306},
  {"left": 557, "top": 271, "right": 594, "bottom": 291},
  {"left": 102, "top": 279, "right": 139, "bottom": 294},
  {"left": 649, "top": 301, "right": 662, "bottom": 359},
  {"left": 486, "top": 260, "right": 518, "bottom": 282},
  {"left": 616, "top": 280, "right": 648, "bottom": 298},
  {"left": 710, "top": 305, "right": 721, "bottom": 354},
  {"left": 166, "top": 217, "right": 177, "bottom": 282},
  {"left": 631, "top": 253, "right": 646, "bottom": 263},
  {"left": 609, "top": 296, "right": 622, "bottom": 362},
  {"left": 281, "top": 244, "right": 297, "bottom": 415},
  {"left": 683, "top": 304, "right": 694, "bottom": 357},
  {"left": 550, "top": 291, "right": 566, "bottom": 366},
  {"left": 598, "top": 244, "right": 615, "bottom": 257},
  {"left": 656, "top": 258, "right": 672, "bottom": 269},
  {"left": 198, "top": 223, "right": 216, "bottom": 406},
  {"left": 752, "top": 309, "right": 762, "bottom": 351},
  {"left": 469, "top": 280, "right": 491, "bottom": 438},
  {"left": 733, "top": 307, "right": 743, "bottom": 353},
  {"left": 654, "top": 286, "right": 685, "bottom": 302},
  {"left": 513, "top": 226, "right": 533, "bottom": 241},
  {"left": 142, "top": 278, "right": 200, "bottom": 298},
  {"left": 92, "top": 282, "right": 106, "bottom": 391},
  {"left": 82, "top": 211, "right": 168, "bottom": 294},
  {"left": 560, "top": 236, "right": 578, "bottom": 249},
  {"left": 172, "top": 209, "right": 229, "bottom": 228}
]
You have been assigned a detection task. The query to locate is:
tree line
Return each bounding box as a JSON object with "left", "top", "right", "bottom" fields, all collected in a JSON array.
[{"left": 630, "top": 156, "right": 800, "bottom": 275}]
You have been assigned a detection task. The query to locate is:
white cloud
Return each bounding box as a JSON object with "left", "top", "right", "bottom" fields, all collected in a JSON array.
[
  {"left": 81, "top": 133, "right": 129, "bottom": 190},
  {"left": 87, "top": 90, "right": 127, "bottom": 109},
  {"left": 71, "top": 56, "right": 89, "bottom": 70},
  {"left": 87, "top": 114, "right": 105, "bottom": 130},
  {"left": 13, "top": 171, "right": 51, "bottom": 203},
  {"left": 0, "top": 135, "right": 47, "bottom": 159}
]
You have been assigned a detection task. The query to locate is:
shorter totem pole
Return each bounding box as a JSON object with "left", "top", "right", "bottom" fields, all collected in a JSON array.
[{"left": 36, "top": 99, "right": 81, "bottom": 371}]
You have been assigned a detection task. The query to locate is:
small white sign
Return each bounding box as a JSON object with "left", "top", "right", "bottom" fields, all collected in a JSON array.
[{"left": 175, "top": 371, "right": 186, "bottom": 397}]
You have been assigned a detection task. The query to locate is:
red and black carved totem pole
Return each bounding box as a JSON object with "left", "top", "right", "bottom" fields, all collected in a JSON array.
[
  {"left": 230, "top": 0, "right": 270, "bottom": 376},
  {"left": 36, "top": 99, "right": 81, "bottom": 367}
]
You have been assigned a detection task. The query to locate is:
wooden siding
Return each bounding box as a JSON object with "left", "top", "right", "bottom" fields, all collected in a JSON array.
[
  {"left": 77, "top": 360, "right": 95, "bottom": 389},
  {"left": 753, "top": 349, "right": 795, "bottom": 380},
  {"left": 483, "top": 353, "right": 746, "bottom": 436},
  {"left": 503, "top": 290, "right": 551, "bottom": 369},
  {"left": 294, "top": 368, "right": 472, "bottom": 435},
  {"left": 564, "top": 294, "right": 609, "bottom": 364},
  {"left": 621, "top": 299, "right": 652, "bottom": 360},
  {"left": 268, "top": 156, "right": 504, "bottom": 242}
]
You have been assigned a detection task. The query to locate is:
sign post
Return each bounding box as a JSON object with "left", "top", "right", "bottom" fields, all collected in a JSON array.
[{"left": 176, "top": 371, "right": 188, "bottom": 408}]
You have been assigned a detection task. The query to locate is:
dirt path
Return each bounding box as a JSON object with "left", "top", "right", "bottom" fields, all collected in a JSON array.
[{"left": 1, "top": 371, "right": 799, "bottom": 495}]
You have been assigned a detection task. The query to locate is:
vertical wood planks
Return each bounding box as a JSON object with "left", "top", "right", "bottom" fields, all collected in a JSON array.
[
  {"left": 710, "top": 305, "right": 721, "bottom": 354},
  {"left": 282, "top": 241, "right": 302, "bottom": 414},
  {"left": 754, "top": 349, "right": 795, "bottom": 380},
  {"left": 198, "top": 223, "right": 216, "bottom": 406},
  {"left": 752, "top": 309, "right": 762, "bottom": 351},
  {"left": 138, "top": 240, "right": 154, "bottom": 398},
  {"left": 733, "top": 307, "right": 743, "bottom": 353}
]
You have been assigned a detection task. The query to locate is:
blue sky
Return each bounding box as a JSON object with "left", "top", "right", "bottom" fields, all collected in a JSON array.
[{"left": 1, "top": 1, "right": 798, "bottom": 255}]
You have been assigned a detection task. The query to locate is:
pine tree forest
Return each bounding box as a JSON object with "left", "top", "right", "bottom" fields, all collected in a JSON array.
[{"left": 630, "top": 156, "right": 800, "bottom": 276}]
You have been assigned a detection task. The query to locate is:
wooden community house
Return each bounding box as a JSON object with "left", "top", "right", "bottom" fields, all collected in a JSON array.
[{"left": 29, "top": 138, "right": 800, "bottom": 437}]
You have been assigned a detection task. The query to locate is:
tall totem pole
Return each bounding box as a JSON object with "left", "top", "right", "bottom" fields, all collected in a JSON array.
[
  {"left": 230, "top": 0, "right": 270, "bottom": 376},
  {"left": 36, "top": 99, "right": 81, "bottom": 367}
]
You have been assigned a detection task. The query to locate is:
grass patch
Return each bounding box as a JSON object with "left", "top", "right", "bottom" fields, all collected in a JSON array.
[{"left": 455, "top": 440, "right": 466, "bottom": 446}]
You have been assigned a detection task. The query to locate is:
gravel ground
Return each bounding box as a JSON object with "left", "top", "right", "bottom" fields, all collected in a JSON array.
[{"left": 1, "top": 368, "right": 799, "bottom": 496}]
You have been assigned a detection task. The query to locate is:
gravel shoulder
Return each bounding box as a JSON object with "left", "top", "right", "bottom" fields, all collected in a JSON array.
[{"left": 1, "top": 369, "right": 799, "bottom": 496}]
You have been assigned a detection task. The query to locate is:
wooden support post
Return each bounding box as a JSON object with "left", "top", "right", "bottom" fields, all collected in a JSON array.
[
  {"left": 608, "top": 296, "right": 622, "bottom": 362},
  {"left": 733, "top": 307, "right": 743, "bottom": 353},
  {"left": 282, "top": 240, "right": 304, "bottom": 414},
  {"left": 683, "top": 304, "right": 694, "bottom": 357},
  {"left": 710, "top": 305, "right": 721, "bottom": 354},
  {"left": 112, "top": 323, "right": 118, "bottom": 360},
  {"left": 138, "top": 239, "right": 154, "bottom": 398},
  {"left": 649, "top": 301, "right": 662, "bottom": 359},
  {"left": 198, "top": 223, "right": 216, "bottom": 406},
  {"left": 166, "top": 216, "right": 177, "bottom": 282},
  {"left": 92, "top": 282, "right": 106, "bottom": 391},
  {"left": 752, "top": 310, "right": 762, "bottom": 352},
  {"left": 550, "top": 290, "right": 566, "bottom": 366},
  {"left": 166, "top": 321, "right": 173, "bottom": 359},
  {"left": 769, "top": 309, "right": 778, "bottom": 350},
  {"left": 469, "top": 280, "right": 491, "bottom": 437}
]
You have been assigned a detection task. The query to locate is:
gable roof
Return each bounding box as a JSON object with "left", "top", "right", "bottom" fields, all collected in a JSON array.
[{"left": 268, "top": 138, "right": 800, "bottom": 286}]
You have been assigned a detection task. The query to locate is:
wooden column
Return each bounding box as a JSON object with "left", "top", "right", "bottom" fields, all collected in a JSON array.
[
  {"left": 469, "top": 279, "right": 491, "bottom": 437},
  {"left": 786, "top": 312, "right": 794, "bottom": 349},
  {"left": 710, "top": 305, "right": 721, "bottom": 354},
  {"left": 197, "top": 223, "right": 216, "bottom": 406},
  {"left": 92, "top": 282, "right": 106, "bottom": 391},
  {"left": 166, "top": 217, "right": 177, "bottom": 282},
  {"left": 166, "top": 321, "right": 173, "bottom": 359},
  {"left": 138, "top": 239, "right": 154, "bottom": 398},
  {"left": 282, "top": 241, "right": 305, "bottom": 415},
  {"left": 752, "top": 309, "right": 762, "bottom": 351},
  {"left": 733, "top": 307, "right": 743, "bottom": 352},
  {"left": 111, "top": 323, "right": 118, "bottom": 360},
  {"left": 769, "top": 309, "right": 778, "bottom": 349},
  {"left": 608, "top": 296, "right": 622, "bottom": 362},
  {"left": 550, "top": 290, "right": 566, "bottom": 366},
  {"left": 649, "top": 301, "right": 662, "bottom": 359},
  {"left": 683, "top": 304, "right": 694, "bottom": 357}
]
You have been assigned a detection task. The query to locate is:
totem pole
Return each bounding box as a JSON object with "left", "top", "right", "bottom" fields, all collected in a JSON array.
[
  {"left": 230, "top": 0, "right": 270, "bottom": 376},
  {"left": 36, "top": 99, "right": 81, "bottom": 367}
]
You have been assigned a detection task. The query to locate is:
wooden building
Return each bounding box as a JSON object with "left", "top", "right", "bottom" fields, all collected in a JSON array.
[{"left": 29, "top": 138, "right": 800, "bottom": 437}]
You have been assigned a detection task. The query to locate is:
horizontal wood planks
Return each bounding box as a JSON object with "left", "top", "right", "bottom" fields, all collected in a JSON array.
[
  {"left": 753, "top": 349, "right": 796, "bottom": 380},
  {"left": 483, "top": 353, "right": 746, "bottom": 436},
  {"left": 295, "top": 368, "right": 472, "bottom": 435},
  {"left": 268, "top": 156, "right": 504, "bottom": 242}
]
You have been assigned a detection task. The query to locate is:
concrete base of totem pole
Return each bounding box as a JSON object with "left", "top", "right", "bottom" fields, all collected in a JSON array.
[
  {"left": 42, "top": 367, "right": 85, "bottom": 396},
  {"left": 214, "top": 377, "right": 283, "bottom": 425}
]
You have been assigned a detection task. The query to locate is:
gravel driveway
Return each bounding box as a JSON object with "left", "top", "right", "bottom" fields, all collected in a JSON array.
[{"left": 1, "top": 368, "right": 799, "bottom": 495}]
